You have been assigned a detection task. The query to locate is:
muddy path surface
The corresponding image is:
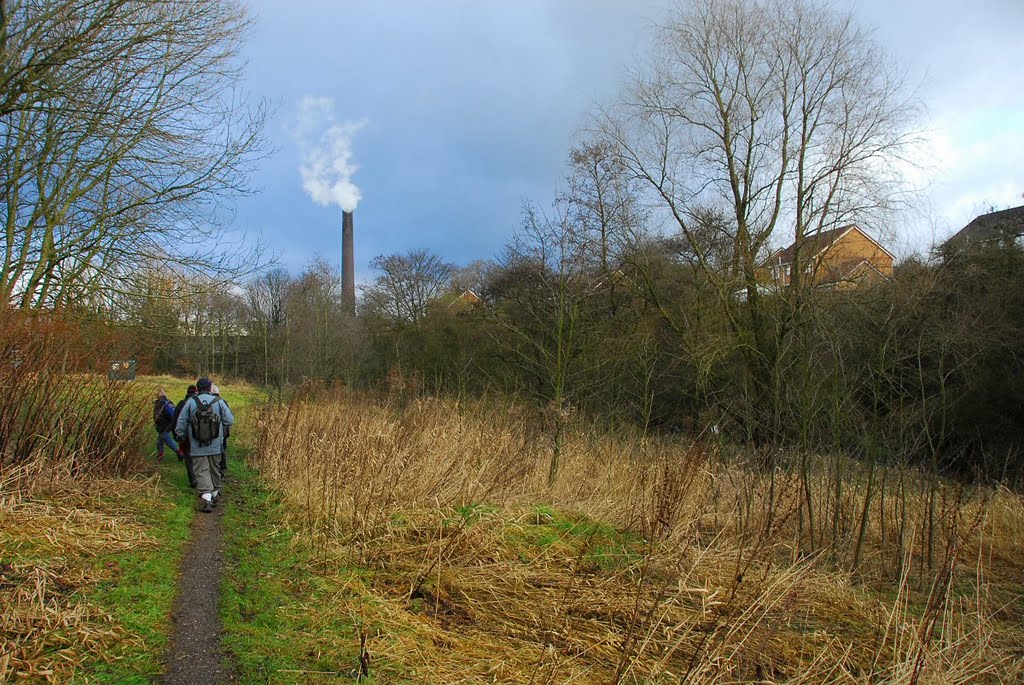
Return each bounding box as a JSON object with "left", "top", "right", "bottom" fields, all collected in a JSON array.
[{"left": 163, "top": 501, "right": 234, "bottom": 684}]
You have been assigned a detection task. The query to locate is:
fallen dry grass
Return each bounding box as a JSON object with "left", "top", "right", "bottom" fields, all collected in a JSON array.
[
  {"left": 250, "top": 390, "right": 1024, "bottom": 684},
  {"left": 0, "top": 477, "right": 164, "bottom": 682}
]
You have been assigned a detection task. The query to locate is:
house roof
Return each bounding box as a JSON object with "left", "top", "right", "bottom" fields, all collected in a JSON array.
[
  {"left": 768, "top": 225, "right": 893, "bottom": 266},
  {"left": 446, "top": 289, "right": 482, "bottom": 308},
  {"left": 946, "top": 205, "right": 1024, "bottom": 245}
]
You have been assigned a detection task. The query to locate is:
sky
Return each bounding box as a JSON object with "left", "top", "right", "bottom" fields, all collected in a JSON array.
[{"left": 235, "top": 0, "right": 1024, "bottom": 282}]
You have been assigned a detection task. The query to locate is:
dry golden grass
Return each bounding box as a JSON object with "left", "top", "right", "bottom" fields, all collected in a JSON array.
[
  {"left": 250, "top": 390, "right": 1024, "bottom": 684},
  {"left": 0, "top": 477, "right": 163, "bottom": 682}
]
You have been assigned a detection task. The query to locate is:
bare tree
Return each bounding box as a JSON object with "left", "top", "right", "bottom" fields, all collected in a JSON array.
[
  {"left": 563, "top": 140, "right": 646, "bottom": 277},
  {"left": 363, "top": 249, "right": 455, "bottom": 326},
  {"left": 598, "top": 0, "right": 921, "bottom": 443},
  {"left": 244, "top": 268, "right": 292, "bottom": 390},
  {"left": 0, "top": 0, "right": 268, "bottom": 310},
  {"left": 486, "top": 202, "right": 611, "bottom": 484},
  {"left": 285, "top": 258, "right": 355, "bottom": 383},
  {"left": 450, "top": 259, "right": 495, "bottom": 297}
]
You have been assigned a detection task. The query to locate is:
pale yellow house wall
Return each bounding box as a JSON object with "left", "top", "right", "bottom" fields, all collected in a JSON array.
[
  {"left": 757, "top": 227, "right": 894, "bottom": 288},
  {"left": 816, "top": 228, "right": 894, "bottom": 282}
]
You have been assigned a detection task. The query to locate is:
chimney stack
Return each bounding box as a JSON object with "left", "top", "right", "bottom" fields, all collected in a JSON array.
[{"left": 342, "top": 210, "right": 355, "bottom": 315}]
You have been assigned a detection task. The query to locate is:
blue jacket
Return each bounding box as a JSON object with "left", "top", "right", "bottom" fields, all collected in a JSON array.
[{"left": 174, "top": 392, "right": 235, "bottom": 457}]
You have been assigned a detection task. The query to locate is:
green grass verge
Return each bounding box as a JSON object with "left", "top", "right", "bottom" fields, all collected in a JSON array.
[
  {"left": 221, "top": 457, "right": 383, "bottom": 683},
  {"left": 69, "top": 454, "right": 196, "bottom": 683}
]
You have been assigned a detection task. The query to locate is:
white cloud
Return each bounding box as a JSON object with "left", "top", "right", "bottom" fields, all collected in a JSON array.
[{"left": 924, "top": 107, "right": 1024, "bottom": 234}]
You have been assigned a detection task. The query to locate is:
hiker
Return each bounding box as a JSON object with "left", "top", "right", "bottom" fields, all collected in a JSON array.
[
  {"left": 174, "top": 377, "right": 234, "bottom": 513},
  {"left": 172, "top": 385, "right": 198, "bottom": 488},
  {"left": 211, "top": 383, "right": 230, "bottom": 480},
  {"left": 152, "top": 390, "right": 182, "bottom": 462}
]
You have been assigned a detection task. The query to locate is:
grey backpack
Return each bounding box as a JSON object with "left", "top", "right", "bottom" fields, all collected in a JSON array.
[{"left": 190, "top": 397, "right": 222, "bottom": 447}]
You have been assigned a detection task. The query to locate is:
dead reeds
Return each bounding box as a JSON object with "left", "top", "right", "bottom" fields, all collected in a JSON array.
[{"left": 249, "top": 390, "right": 1024, "bottom": 683}]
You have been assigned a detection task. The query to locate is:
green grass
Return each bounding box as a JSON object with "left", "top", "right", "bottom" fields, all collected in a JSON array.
[
  {"left": 220, "top": 458, "right": 383, "bottom": 683},
  {"left": 503, "top": 506, "right": 646, "bottom": 571},
  {"left": 69, "top": 455, "right": 196, "bottom": 683},
  {"left": 157, "top": 377, "right": 380, "bottom": 681},
  {"left": 453, "top": 502, "right": 499, "bottom": 523}
]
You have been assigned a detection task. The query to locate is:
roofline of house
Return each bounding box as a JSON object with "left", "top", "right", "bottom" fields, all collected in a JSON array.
[
  {"left": 447, "top": 289, "right": 482, "bottom": 307},
  {"left": 770, "top": 224, "right": 896, "bottom": 265}
]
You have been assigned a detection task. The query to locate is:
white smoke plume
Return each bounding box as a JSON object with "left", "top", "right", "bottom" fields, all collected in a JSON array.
[{"left": 293, "top": 95, "right": 366, "bottom": 212}]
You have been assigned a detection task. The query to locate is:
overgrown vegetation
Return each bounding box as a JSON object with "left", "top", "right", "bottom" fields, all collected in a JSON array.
[
  {"left": 0, "top": 309, "right": 148, "bottom": 481},
  {"left": 247, "top": 389, "right": 1024, "bottom": 683},
  {"left": 1, "top": 0, "right": 1021, "bottom": 680},
  {"left": 124, "top": 0, "right": 1021, "bottom": 486},
  {"left": 0, "top": 340, "right": 264, "bottom": 681},
  {"left": 3, "top": 0, "right": 1019, "bottom": 485}
]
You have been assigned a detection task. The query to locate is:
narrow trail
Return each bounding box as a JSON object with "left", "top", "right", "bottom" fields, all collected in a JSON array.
[{"left": 163, "top": 500, "right": 234, "bottom": 684}]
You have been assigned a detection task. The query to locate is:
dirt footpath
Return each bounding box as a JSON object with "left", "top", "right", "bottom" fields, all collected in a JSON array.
[{"left": 163, "top": 501, "right": 234, "bottom": 684}]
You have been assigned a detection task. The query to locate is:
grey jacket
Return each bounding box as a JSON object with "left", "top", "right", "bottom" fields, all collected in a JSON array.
[{"left": 174, "top": 392, "right": 235, "bottom": 457}]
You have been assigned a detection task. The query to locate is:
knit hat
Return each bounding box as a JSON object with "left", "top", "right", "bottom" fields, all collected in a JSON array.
[{"left": 196, "top": 377, "right": 212, "bottom": 392}]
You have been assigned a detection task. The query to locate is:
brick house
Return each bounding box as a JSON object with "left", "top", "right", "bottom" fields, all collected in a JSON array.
[{"left": 761, "top": 225, "right": 895, "bottom": 289}]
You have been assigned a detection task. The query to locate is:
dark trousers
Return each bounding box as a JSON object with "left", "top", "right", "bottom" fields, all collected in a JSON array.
[
  {"left": 219, "top": 438, "right": 228, "bottom": 476},
  {"left": 181, "top": 439, "right": 196, "bottom": 487}
]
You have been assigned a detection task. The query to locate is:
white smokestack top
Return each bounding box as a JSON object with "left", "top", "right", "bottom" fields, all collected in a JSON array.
[{"left": 294, "top": 95, "right": 365, "bottom": 212}]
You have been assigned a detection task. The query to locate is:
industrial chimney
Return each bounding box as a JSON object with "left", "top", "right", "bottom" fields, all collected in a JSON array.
[{"left": 342, "top": 210, "right": 355, "bottom": 315}]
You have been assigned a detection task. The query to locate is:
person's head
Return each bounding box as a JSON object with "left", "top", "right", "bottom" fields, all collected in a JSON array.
[
  {"left": 210, "top": 383, "right": 220, "bottom": 396},
  {"left": 187, "top": 385, "right": 197, "bottom": 396},
  {"left": 196, "top": 377, "right": 212, "bottom": 393},
  {"left": 155, "top": 389, "right": 166, "bottom": 399}
]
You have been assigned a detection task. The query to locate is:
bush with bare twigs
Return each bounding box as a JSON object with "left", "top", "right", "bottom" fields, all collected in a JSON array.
[{"left": 0, "top": 310, "right": 149, "bottom": 489}]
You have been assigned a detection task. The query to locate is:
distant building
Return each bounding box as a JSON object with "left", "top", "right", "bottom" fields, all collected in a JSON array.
[
  {"left": 761, "top": 225, "right": 894, "bottom": 289},
  {"left": 453, "top": 289, "right": 482, "bottom": 306},
  {"left": 441, "top": 289, "right": 483, "bottom": 312},
  {"left": 943, "top": 205, "right": 1024, "bottom": 252}
]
